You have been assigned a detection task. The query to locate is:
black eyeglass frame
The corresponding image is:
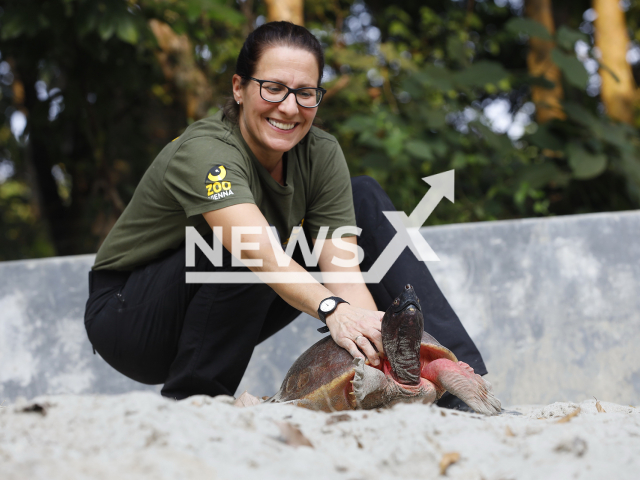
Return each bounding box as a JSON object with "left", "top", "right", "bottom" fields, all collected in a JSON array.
[{"left": 245, "top": 77, "right": 327, "bottom": 108}]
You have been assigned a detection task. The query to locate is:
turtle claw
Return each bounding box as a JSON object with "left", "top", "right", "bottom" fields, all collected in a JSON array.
[
  {"left": 482, "top": 376, "right": 493, "bottom": 392},
  {"left": 464, "top": 382, "right": 501, "bottom": 416},
  {"left": 234, "top": 391, "right": 261, "bottom": 407},
  {"left": 457, "top": 361, "right": 474, "bottom": 375}
]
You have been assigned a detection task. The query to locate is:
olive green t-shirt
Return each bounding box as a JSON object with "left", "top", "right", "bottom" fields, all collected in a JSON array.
[{"left": 93, "top": 111, "right": 356, "bottom": 271}]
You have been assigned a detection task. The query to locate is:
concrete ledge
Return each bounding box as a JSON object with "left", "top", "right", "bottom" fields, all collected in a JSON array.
[
  {"left": 2, "top": 211, "right": 639, "bottom": 405},
  {"left": 0, "top": 255, "right": 160, "bottom": 401},
  {"left": 424, "top": 211, "right": 640, "bottom": 405}
]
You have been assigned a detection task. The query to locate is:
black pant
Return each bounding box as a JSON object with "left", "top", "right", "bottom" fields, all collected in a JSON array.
[{"left": 84, "top": 176, "right": 487, "bottom": 400}]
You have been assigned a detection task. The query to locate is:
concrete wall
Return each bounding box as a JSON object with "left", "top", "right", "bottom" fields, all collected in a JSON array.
[
  {"left": 1, "top": 211, "right": 639, "bottom": 406},
  {"left": 425, "top": 211, "right": 640, "bottom": 405},
  {"left": 0, "top": 255, "right": 161, "bottom": 401}
]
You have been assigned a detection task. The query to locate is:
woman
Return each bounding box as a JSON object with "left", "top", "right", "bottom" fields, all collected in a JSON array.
[{"left": 85, "top": 22, "right": 486, "bottom": 406}]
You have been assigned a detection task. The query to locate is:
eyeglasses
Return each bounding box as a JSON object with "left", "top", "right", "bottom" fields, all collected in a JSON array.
[{"left": 246, "top": 77, "right": 326, "bottom": 108}]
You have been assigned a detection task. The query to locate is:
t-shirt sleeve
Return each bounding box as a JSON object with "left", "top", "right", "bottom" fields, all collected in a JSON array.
[
  {"left": 304, "top": 138, "right": 357, "bottom": 239},
  {"left": 164, "top": 137, "right": 256, "bottom": 217}
]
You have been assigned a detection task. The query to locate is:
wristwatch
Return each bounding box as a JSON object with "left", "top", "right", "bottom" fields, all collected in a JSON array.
[{"left": 317, "top": 297, "right": 349, "bottom": 333}]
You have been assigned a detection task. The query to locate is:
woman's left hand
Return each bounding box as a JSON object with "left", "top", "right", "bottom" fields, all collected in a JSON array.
[{"left": 325, "top": 303, "right": 384, "bottom": 366}]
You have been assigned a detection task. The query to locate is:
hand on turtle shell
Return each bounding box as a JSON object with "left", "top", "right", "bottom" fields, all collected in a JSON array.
[{"left": 325, "top": 304, "right": 384, "bottom": 366}]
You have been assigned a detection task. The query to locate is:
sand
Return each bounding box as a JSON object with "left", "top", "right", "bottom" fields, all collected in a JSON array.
[{"left": 1, "top": 392, "right": 638, "bottom": 480}]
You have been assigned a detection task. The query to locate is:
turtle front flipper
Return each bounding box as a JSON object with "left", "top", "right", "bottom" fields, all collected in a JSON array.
[
  {"left": 352, "top": 358, "right": 389, "bottom": 409},
  {"left": 421, "top": 359, "right": 501, "bottom": 415}
]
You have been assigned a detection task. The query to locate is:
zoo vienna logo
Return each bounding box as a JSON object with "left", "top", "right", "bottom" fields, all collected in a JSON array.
[
  {"left": 187, "top": 170, "right": 455, "bottom": 284},
  {"left": 205, "top": 165, "right": 234, "bottom": 200}
]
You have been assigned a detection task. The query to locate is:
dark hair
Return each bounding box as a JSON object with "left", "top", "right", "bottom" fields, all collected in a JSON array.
[{"left": 223, "top": 21, "right": 325, "bottom": 123}]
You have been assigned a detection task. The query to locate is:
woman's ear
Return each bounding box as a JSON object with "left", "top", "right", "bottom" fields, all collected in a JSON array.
[{"left": 232, "top": 74, "right": 244, "bottom": 104}]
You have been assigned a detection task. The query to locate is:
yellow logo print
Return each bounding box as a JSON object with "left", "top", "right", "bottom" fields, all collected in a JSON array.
[
  {"left": 206, "top": 181, "right": 232, "bottom": 196},
  {"left": 207, "top": 165, "right": 227, "bottom": 182},
  {"left": 205, "top": 165, "right": 233, "bottom": 200}
]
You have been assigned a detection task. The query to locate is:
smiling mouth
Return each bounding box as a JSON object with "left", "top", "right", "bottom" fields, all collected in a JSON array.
[{"left": 267, "top": 118, "right": 297, "bottom": 131}]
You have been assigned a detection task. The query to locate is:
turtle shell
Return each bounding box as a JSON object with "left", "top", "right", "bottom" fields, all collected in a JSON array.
[{"left": 270, "top": 332, "right": 458, "bottom": 412}]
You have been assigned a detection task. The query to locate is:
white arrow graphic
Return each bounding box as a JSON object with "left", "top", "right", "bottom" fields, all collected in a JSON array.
[{"left": 406, "top": 170, "right": 455, "bottom": 227}]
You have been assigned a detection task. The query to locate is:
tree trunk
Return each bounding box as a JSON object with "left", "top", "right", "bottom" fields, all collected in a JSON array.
[
  {"left": 264, "top": 0, "right": 304, "bottom": 25},
  {"left": 525, "top": 0, "right": 565, "bottom": 123},
  {"left": 148, "top": 19, "right": 213, "bottom": 121},
  {"left": 19, "top": 64, "right": 69, "bottom": 255},
  {"left": 593, "top": 0, "right": 637, "bottom": 124}
]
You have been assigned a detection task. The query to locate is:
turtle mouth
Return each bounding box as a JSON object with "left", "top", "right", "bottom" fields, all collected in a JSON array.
[
  {"left": 378, "top": 356, "right": 427, "bottom": 391},
  {"left": 389, "top": 284, "right": 421, "bottom": 313},
  {"left": 350, "top": 342, "right": 457, "bottom": 398}
]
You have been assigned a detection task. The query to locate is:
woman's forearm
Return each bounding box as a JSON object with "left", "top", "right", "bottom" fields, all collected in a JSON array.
[
  {"left": 203, "top": 204, "right": 384, "bottom": 364},
  {"left": 253, "top": 251, "right": 333, "bottom": 318},
  {"left": 203, "top": 204, "right": 334, "bottom": 318}
]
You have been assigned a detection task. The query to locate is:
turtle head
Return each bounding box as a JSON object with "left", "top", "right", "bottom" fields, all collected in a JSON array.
[{"left": 381, "top": 284, "right": 423, "bottom": 385}]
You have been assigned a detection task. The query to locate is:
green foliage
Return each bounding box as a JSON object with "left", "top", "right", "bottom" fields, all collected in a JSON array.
[
  {"left": 555, "top": 25, "right": 588, "bottom": 51},
  {"left": 0, "top": 0, "right": 246, "bottom": 258},
  {"left": 1, "top": 0, "right": 640, "bottom": 260},
  {"left": 551, "top": 48, "right": 589, "bottom": 89},
  {"left": 504, "top": 17, "right": 552, "bottom": 41},
  {"left": 566, "top": 143, "right": 607, "bottom": 179},
  {"left": 318, "top": 0, "right": 640, "bottom": 222}
]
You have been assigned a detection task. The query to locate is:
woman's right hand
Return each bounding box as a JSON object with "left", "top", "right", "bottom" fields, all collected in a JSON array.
[{"left": 325, "top": 303, "right": 384, "bottom": 366}]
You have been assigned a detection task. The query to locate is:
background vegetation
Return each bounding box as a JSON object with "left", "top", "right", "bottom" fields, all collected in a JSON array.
[{"left": 1, "top": 0, "right": 639, "bottom": 260}]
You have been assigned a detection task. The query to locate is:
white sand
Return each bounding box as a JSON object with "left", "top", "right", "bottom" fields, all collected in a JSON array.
[{"left": 1, "top": 393, "right": 638, "bottom": 480}]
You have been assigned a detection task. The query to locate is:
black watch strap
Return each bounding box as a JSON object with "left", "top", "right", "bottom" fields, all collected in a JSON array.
[{"left": 317, "top": 296, "right": 349, "bottom": 333}]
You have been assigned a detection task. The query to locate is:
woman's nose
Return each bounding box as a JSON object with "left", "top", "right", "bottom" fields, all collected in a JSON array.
[{"left": 278, "top": 93, "right": 299, "bottom": 115}]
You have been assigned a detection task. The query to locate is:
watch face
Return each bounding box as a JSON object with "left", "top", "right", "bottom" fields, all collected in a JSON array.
[{"left": 320, "top": 299, "right": 336, "bottom": 312}]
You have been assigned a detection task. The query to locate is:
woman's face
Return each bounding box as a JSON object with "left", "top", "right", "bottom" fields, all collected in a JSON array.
[{"left": 232, "top": 45, "right": 320, "bottom": 165}]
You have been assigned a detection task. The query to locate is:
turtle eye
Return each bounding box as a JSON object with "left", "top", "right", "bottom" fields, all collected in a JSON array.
[{"left": 393, "top": 299, "right": 399, "bottom": 306}]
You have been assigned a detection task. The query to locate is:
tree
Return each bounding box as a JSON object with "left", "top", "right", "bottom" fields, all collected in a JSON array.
[
  {"left": 525, "top": 0, "right": 566, "bottom": 123},
  {"left": 0, "top": 0, "right": 246, "bottom": 258},
  {"left": 149, "top": 19, "right": 214, "bottom": 120},
  {"left": 1, "top": 0, "right": 640, "bottom": 261},
  {"left": 593, "top": 0, "right": 637, "bottom": 123},
  {"left": 320, "top": 0, "right": 640, "bottom": 219},
  {"left": 264, "top": 0, "right": 304, "bottom": 25}
]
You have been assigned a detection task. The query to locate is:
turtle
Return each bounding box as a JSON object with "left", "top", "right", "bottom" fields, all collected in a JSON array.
[{"left": 267, "top": 284, "right": 501, "bottom": 415}]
